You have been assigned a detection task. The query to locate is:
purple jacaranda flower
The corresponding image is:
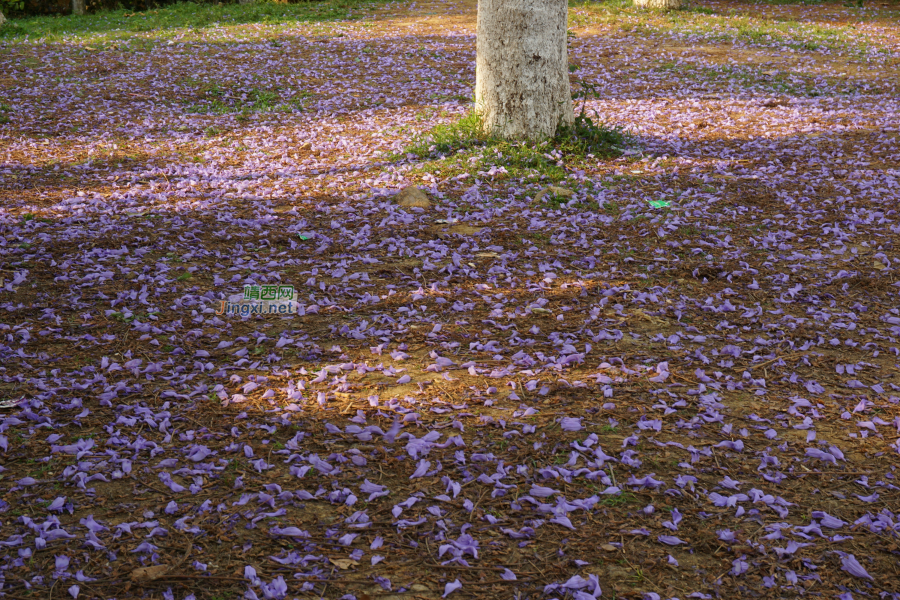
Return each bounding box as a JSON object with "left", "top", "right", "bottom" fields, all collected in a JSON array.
[
  {"left": 658, "top": 536, "right": 685, "bottom": 546},
  {"left": 270, "top": 527, "right": 309, "bottom": 538},
  {"left": 47, "top": 497, "right": 67, "bottom": 512},
  {"left": 530, "top": 485, "right": 558, "bottom": 498},
  {"left": 560, "top": 417, "right": 583, "bottom": 432},
  {"left": 628, "top": 474, "right": 664, "bottom": 488},
  {"left": 805, "top": 448, "right": 837, "bottom": 464},
  {"left": 186, "top": 445, "right": 212, "bottom": 462},
  {"left": 384, "top": 419, "right": 402, "bottom": 444},
  {"left": 663, "top": 508, "right": 682, "bottom": 531},
  {"left": 774, "top": 541, "right": 811, "bottom": 557},
  {"left": 811, "top": 511, "right": 846, "bottom": 528},
  {"left": 261, "top": 575, "right": 288, "bottom": 599},
  {"left": 719, "top": 476, "right": 742, "bottom": 490},
  {"left": 0, "top": 535, "right": 23, "bottom": 547},
  {"left": 731, "top": 558, "right": 749, "bottom": 576},
  {"left": 442, "top": 579, "right": 462, "bottom": 597},
  {"left": 360, "top": 479, "right": 389, "bottom": 501},
  {"left": 44, "top": 528, "right": 76, "bottom": 542},
  {"left": 410, "top": 460, "right": 431, "bottom": 479},
  {"left": 840, "top": 553, "right": 873, "bottom": 580},
  {"left": 563, "top": 575, "right": 590, "bottom": 589},
  {"left": 550, "top": 516, "right": 575, "bottom": 529}
]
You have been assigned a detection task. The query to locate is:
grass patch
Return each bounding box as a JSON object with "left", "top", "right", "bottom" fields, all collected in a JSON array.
[
  {"left": 577, "top": 0, "right": 878, "bottom": 57},
  {"left": 0, "top": 0, "right": 386, "bottom": 43},
  {"left": 755, "top": 0, "right": 827, "bottom": 5},
  {"left": 598, "top": 490, "right": 638, "bottom": 506},
  {"left": 185, "top": 86, "right": 311, "bottom": 116},
  {"left": 407, "top": 107, "right": 627, "bottom": 184}
]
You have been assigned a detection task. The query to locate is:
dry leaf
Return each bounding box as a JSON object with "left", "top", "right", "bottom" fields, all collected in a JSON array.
[
  {"left": 329, "top": 558, "right": 359, "bottom": 570},
  {"left": 600, "top": 544, "right": 618, "bottom": 552},
  {"left": 875, "top": 260, "right": 888, "bottom": 270},
  {"left": 130, "top": 564, "right": 169, "bottom": 582}
]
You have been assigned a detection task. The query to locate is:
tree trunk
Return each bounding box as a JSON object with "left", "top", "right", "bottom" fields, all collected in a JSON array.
[
  {"left": 633, "top": 0, "right": 683, "bottom": 10},
  {"left": 0, "top": 9, "right": 6, "bottom": 26},
  {"left": 475, "top": 0, "right": 574, "bottom": 140},
  {"left": 72, "top": 0, "right": 85, "bottom": 15}
]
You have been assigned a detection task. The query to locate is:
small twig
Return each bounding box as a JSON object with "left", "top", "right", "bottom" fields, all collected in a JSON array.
[
  {"left": 794, "top": 471, "right": 874, "bottom": 477},
  {"left": 468, "top": 487, "right": 490, "bottom": 522},
  {"left": 748, "top": 352, "right": 809, "bottom": 370},
  {"left": 711, "top": 447, "right": 722, "bottom": 470},
  {"left": 137, "top": 481, "right": 172, "bottom": 497}
]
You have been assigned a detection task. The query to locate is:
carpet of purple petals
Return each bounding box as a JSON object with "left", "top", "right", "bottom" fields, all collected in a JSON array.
[{"left": 2, "top": 0, "right": 900, "bottom": 599}]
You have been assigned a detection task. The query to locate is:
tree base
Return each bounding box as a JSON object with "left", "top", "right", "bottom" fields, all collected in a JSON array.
[{"left": 475, "top": 0, "right": 574, "bottom": 140}]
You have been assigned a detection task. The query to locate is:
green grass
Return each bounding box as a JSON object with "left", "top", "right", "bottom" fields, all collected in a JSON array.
[
  {"left": 0, "top": 0, "right": 386, "bottom": 43},
  {"left": 598, "top": 491, "right": 638, "bottom": 506},
  {"left": 654, "top": 60, "right": 838, "bottom": 96},
  {"left": 576, "top": 0, "right": 880, "bottom": 58},
  {"left": 755, "top": 0, "right": 827, "bottom": 5},
  {"left": 185, "top": 86, "right": 310, "bottom": 116},
  {"left": 406, "top": 108, "right": 627, "bottom": 184}
]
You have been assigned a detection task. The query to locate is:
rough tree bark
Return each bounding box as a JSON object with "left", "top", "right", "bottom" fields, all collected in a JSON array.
[
  {"left": 475, "top": 0, "right": 574, "bottom": 140},
  {"left": 0, "top": 9, "right": 6, "bottom": 26},
  {"left": 633, "top": 0, "right": 683, "bottom": 10},
  {"left": 72, "top": 0, "right": 85, "bottom": 15}
]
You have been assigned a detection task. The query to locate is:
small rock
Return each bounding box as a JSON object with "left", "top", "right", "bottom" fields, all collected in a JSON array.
[
  {"left": 534, "top": 186, "right": 575, "bottom": 203},
  {"left": 396, "top": 187, "right": 432, "bottom": 209}
]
